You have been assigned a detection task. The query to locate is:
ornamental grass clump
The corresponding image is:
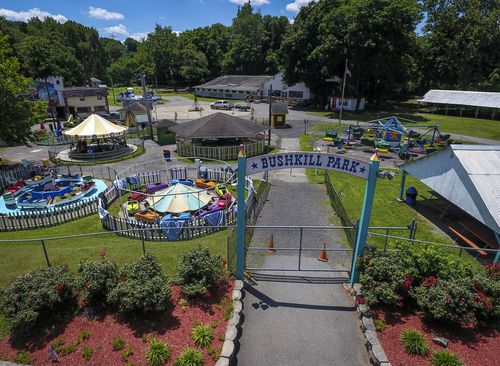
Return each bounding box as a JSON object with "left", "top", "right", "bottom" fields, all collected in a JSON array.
[
  {"left": 400, "top": 328, "right": 429, "bottom": 356},
  {"left": 1, "top": 266, "right": 76, "bottom": 333},
  {"left": 146, "top": 338, "right": 171, "bottom": 366},
  {"left": 77, "top": 256, "right": 119, "bottom": 306},
  {"left": 176, "top": 246, "right": 224, "bottom": 299},
  {"left": 431, "top": 350, "right": 463, "bottom": 366},
  {"left": 191, "top": 324, "right": 213, "bottom": 347},
  {"left": 174, "top": 347, "right": 204, "bottom": 366},
  {"left": 108, "top": 253, "right": 171, "bottom": 313}
]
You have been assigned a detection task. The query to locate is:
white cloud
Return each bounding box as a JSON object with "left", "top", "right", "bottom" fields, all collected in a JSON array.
[
  {"left": 130, "top": 32, "right": 148, "bottom": 41},
  {"left": 289, "top": 18, "right": 295, "bottom": 24},
  {"left": 285, "top": 0, "right": 317, "bottom": 13},
  {"left": 88, "top": 7, "right": 124, "bottom": 20},
  {"left": 0, "top": 7, "right": 67, "bottom": 23},
  {"left": 229, "top": 0, "right": 270, "bottom": 6},
  {"left": 104, "top": 24, "right": 129, "bottom": 37}
]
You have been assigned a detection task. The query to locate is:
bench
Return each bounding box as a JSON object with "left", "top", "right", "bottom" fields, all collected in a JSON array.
[
  {"left": 458, "top": 221, "right": 498, "bottom": 249},
  {"left": 448, "top": 226, "right": 487, "bottom": 255}
]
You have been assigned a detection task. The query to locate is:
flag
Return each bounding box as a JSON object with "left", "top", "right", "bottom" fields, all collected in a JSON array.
[
  {"left": 346, "top": 65, "right": 352, "bottom": 77},
  {"left": 333, "top": 75, "right": 342, "bottom": 83}
]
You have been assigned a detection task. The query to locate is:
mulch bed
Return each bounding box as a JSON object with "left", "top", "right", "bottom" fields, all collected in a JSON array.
[
  {"left": 372, "top": 306, "right": 499, "bottom": 366},
  {"left": 0, "top": 280, "right": 234, "bottom": 366}
]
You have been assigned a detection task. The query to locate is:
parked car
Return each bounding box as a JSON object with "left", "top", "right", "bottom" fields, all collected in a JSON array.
[
  {"left": 234, "top": 103, "right": 251, "bottom": 111},
  {"left": 210, "top": 100, "right": 234, "bottom": 110}
]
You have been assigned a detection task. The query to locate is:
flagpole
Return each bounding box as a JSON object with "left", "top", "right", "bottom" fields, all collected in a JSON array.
[{"left": 339, "top": 58, "right": 348, "bottom": 126}]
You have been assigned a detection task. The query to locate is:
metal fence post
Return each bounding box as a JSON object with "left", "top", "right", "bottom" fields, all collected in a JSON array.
[
  {"left": 41, "top": 240, "right": 51, "bottom": 267},
  {"left": 384, "top": 228, "right": 389, "bottom": 252},
  {"left": 141, "top": 238, "right": 146, "bottom": 254},
  {"left": 298, "top": 227, "right": 303, "bottom": 270}
]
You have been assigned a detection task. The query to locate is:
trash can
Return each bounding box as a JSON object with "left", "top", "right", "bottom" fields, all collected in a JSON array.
[
  {"left": 163, "top": 149, "right": 171, "bottom": 162},
  {"left": 199, "top": 166, "right": 208, "bottom": 179},
  {"left": 406, "top": 186, "right": 418, "bottom": 206}
]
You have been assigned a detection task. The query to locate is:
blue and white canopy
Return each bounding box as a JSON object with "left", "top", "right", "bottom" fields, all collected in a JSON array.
[{"left": 146, "top": 183, "right": 212, "bottom": 214}]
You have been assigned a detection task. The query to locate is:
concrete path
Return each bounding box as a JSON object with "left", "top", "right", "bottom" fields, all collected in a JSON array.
[{"left": 236, "top": 161, "right": 369, "bottom": 365}]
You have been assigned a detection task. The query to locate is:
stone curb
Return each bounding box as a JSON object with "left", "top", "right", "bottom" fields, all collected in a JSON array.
[
  {"left": 344, "top": 283, "right": 392, "bottom": 366},
  {"left": 215, "top": 281, "right": 244, "bottom": 366}
]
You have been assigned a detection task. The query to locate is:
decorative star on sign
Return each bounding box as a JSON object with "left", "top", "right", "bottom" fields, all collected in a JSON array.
[
  {"left": 251, "top": 162, "right": 258, "bottom": 169},
  {"left": 360, "top": 167, "right": 366, "bottom": 174}
]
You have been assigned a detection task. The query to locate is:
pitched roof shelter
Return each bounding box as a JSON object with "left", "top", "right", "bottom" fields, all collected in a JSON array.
[
  {"left": 194, "top": 75, "right": 273, "bottom": 92},
  {"left": 419, "top": 90, "right": 500, "bottom": 109},
  {"left": 116, "top": 101, "right": 149, "bottom": 113},
  {"left": 400, "top": 145, "right": 500, "bottom": 234},
  {"left": 63, "top": 87, "right": 107, "bottom": 98},
  {"left": 168, "top": 112, "right": 268, "bottom": 139}
]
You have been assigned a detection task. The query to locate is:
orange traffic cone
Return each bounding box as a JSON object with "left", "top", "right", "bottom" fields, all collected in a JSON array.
[
  {"left": 267, "top": 234, "right": 276, "bottom": 254},
  {"left": 318, "top": 243, "right": 328, "bottom": 262}
]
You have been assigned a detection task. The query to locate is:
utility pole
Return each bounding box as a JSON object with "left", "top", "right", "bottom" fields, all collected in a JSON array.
[
  {"left": 110, "top": 75, "right": 116, "bottom": 104},
  {"left": 339, "top": 58, "right": 348, "bottom": 126},
  {"left": 268, "top": 84, "right": 272, "bottom": 147},
  {"left": 141, "top": 75, "right": 154, "bottom": 140}
]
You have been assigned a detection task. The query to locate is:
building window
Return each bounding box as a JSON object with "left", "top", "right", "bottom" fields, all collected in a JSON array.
[
  {"left": 76, "top": 107, "right": 91, "bottom": 114},
  {"left": 97, "top": 95, "right": 102, "bottom": 100},
  {"left": 94, "top": 105, "right": 105, "bottom": 112},
  {"left": 56, "top": 80, "right": 60, "bottom": 85},
  {"left": 289, "top": 91, "right": 304, "bottom": 99},
  {"left": 219, "top": 89, "right": 224, "bottom": 92},
  {"left": 79, "top": 96, "right": 85, "bottom": 101}
]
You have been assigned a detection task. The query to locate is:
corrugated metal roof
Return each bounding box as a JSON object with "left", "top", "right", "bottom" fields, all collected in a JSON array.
[
  {"left": 194, "top": 75, "right": 273, "bottom": 92},
  {"left": 418, "top": 90, "right": 500, "bottom": 109},
  {"left": 402, "top": 145, "right": 500, "bottom": 233}
]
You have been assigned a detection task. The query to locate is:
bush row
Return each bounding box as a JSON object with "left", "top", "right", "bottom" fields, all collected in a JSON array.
[
  {"left": 359, "top": 243, "right": 500, "bottom": 325},
  {"left": 1, "top": 246, "right": 225, "bottom": 333}
]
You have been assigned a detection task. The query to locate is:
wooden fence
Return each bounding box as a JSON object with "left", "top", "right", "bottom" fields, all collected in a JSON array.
[{"left": 0, "top": 185, "right": 117, "bottom": 232}]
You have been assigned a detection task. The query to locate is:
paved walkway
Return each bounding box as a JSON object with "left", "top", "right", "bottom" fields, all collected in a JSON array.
[{"left": 236, "top": 166, "right": 369, "bottom": 365}]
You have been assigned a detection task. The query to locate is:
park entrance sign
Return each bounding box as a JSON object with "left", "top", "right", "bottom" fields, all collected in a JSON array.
[
  {"left": 236, "top": 149, "right": 380, "bottom": 286},
  {"left": 247, "top": 152, "right": 370, "bottom": 179}
]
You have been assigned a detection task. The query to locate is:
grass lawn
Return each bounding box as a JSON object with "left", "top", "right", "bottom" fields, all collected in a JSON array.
[
  {"left": 0, "top": 213, "right": 228, "bottom": 293},
  {"left": 308, "top": 108, "right": 500, "bottom": 141}
]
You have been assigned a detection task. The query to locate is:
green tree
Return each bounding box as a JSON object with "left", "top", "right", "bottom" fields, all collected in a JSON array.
[
  {"left": 222, "top": 3, "right": 265, "bottom": 74},
  {"left": 0, "top": 34, "right": 44, "bottom": 144},
  {"left": 419, "top": 0, "right": 500, "bottom": 90},
  {"left": 143, "top": 25, "right": 178, "bottom": 87},
  {"left": 108, "top": 55, "right": 141, "bottom": 86},
  {"left": 280, "top": 0, "right": 422, "bottom": 108},
  {"left": 174, "top": 44, "right": 209, "bottom": 86}
]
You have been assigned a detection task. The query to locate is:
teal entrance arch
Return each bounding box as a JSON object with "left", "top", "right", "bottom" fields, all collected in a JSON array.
[{"left": 235, "top": 147, "right": 380, "bottom": 286}]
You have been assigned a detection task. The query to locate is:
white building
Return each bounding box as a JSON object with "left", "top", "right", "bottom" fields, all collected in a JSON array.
[{"left": 194, "top": 73, "right": 312, "bottom": 101}]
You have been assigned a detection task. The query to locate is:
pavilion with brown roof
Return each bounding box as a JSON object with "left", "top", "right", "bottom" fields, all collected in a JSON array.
[{"left": 169, "top": 112, "right": 267, "bottom": 160}]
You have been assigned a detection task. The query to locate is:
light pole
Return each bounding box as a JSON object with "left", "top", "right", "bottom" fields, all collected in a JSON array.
[
  {"left": 140, "top": 75, "right": 154, "bottom": 140},
  {"left": 268, "top": 84, "right": 273, "bottom": 147}
]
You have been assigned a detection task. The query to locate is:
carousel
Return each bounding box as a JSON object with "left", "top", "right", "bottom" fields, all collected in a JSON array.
[{"left": 63, "top": 114, "right": 132, "bottom": 160}]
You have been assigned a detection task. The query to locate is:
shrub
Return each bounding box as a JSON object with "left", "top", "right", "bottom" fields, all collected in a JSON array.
[
  {"left": 413, "top": 278, "right": 476, "bottom": 325},
  {"left": 470, "top": 268, "right": 500, "bottom": 322},
  {"left": 112, "top": 337, "right": 125, "bottom": 351},
  {"left": 121, "top": 347, "right": 134, "bottom": 362},
  {"left": 400, "top": 328, "right": 429, "bottom": 356},
  {"left": 191, "top": 324, "right": 213, "bottom": 347},
  {"left": 176, "top": 246, "right": 224, "bottom": 298},
  {"left": 1, "top": 266, "right": 76, "bottom": 332},
  {"left": 108, "top": 253, "right": 171, "bottom": 313},
  {"left": 82, "top": 346, "right": 93, "bottom": 361},
  {"left": 174, "top": 347, "right": 203, "bottom": 366},
  {"left": 14, "top": 350, "right": 34, "bottom": 364},
  {"left": 373, "top": 319, "right": 386, "bottom": 332},
  {"left": 431, "top": 350, "right": 463, "bottom": 366},
  {"left": 359, "top": 253, "right": 407, "bottom": 306},
  {"left": 146, "top": 339, "right": 171, "bottom": 366},
  {"left": 77, "top": 258, "right": 119, "bottom": 306}
]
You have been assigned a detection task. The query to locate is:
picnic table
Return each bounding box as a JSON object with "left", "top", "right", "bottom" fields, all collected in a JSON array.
[
  {"left": 448, "top": 226, "right": 487, "bottom": 255},
  {"left": 458, "top": 221, "right": 498, "bottom": 249}
]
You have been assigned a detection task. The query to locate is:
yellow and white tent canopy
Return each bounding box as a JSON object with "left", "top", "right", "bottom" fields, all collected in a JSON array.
[{"left": 63, "top": 114, "right": 127, "bottom": 138}]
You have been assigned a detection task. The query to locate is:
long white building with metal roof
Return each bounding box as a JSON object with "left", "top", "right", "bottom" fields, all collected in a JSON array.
[{"left": 419, "top": 89, "right": 500, "bottom": 119}]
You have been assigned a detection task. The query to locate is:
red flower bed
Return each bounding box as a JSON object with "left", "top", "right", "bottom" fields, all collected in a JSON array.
[
  {"left": 0, "top": 280, "right": 234, "bottom": 366},
  {"left": 372, "top": 306, "right": 499, "bottom": 366}
]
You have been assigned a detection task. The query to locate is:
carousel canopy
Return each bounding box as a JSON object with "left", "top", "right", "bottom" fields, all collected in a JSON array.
[
  {"left": 146, "top": 183, "right": 212, "bottom": 213},
  {"left": 168, "top": 112, "right": 268, "bottom": 139},
  {"left": 63, "top": 114, "right": 127, "bottom": 138}
]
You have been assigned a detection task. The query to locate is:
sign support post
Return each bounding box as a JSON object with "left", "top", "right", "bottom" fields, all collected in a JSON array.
[
  {"left": 236, "top": 145, "right": 247, "bottom": 280},
  {"left": 350, "top": 153, "right": 380, "bottom": 286}
]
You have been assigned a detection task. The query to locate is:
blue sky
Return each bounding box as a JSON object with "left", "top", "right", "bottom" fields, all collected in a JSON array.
[{"left": 0, "top": 0, "right": 313, "bottom": 40}]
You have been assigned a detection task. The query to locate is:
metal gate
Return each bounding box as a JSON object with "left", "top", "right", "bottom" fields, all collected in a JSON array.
[{"left": 244, "top": 225, "right": 356, "bottom": 272}]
